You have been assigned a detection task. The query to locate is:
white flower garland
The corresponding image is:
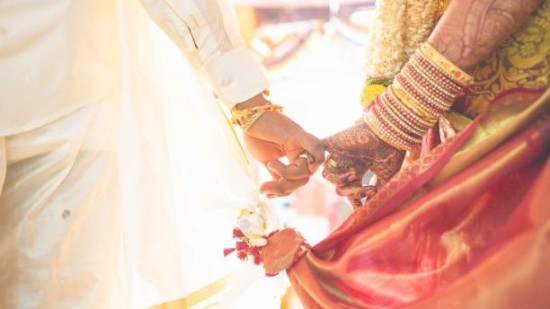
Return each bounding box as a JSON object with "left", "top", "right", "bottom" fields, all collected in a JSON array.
[
  {"left": 403, "top": 0, "right": 440, "bottom": 58},
  {"left": 365, "top": 0, "right": 442, "bottom": 81},
  {"left": 365, "top": 0, "right": 408, "bottom": 80}
]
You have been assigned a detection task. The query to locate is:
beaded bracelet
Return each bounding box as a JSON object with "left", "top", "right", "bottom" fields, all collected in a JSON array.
[{"left": 364, "top": 42, "right": 473, "bottom": 151}]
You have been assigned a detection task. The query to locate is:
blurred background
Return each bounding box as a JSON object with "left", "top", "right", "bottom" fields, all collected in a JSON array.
[{"left": 230, "top": 1, "right": 376, "bottom": 307}]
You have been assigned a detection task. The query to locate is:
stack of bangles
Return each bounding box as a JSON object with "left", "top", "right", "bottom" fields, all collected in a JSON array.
[
  {"left": 230, "top": 92, "right": 284, "bottom": 131},
  {"left": 364, "top": 42, "right": 474, "bottom": 150}
]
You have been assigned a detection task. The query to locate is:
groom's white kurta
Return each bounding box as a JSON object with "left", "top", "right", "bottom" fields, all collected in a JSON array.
[
  {"left": 0, "top": 0, "right": 280, "bottom": 308},
  {"left": 0, "top": 0, "right": 268, "bottom": 135}
]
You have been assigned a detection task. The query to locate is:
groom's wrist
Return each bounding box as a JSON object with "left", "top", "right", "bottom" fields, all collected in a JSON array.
[
  {"left": 246, "top": 111, "right": 303, "bottom": 142},
  {"left": 231, "top": 90, "right": 286, "bottom": 132}
]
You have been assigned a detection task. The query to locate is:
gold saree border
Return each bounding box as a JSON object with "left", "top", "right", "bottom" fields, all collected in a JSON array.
[{"left": 429, "top": 88, "right": 550, "bottom": 187}]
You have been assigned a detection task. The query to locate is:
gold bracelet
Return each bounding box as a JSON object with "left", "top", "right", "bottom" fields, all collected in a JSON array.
[
  {"left": 241, "top": 109, "right": 267, "bottom": 131},
  {"left": 231, "top": 102, "right": 284, "bottom": 131}
]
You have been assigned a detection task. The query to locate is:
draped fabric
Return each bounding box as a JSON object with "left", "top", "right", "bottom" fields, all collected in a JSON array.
[
  {"left": 289, "top": 91, "right": 550, "bottom": 308},
  {"left": 117, "top": 1, "right": 283, "bottom": 307},
  {"left": 284, "top": 2, "right": 550, "bottom": 308},
  {"left": 0, "top": 0, "right": 283, "bottom": 308}
]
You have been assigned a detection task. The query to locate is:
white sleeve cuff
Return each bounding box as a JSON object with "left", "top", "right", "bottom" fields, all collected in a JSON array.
[{"left": 203, "top": 47, "right": 270, "bottom": 108}]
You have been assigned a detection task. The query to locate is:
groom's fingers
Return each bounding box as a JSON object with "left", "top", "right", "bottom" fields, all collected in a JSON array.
[
  {"left": 302, "top": 134, "right": 326, "bottom": 173},
  {"left": 260, "top": 177, "right": 309, "bottom": 197},
  {"left": 267, "top": 159, "right": 310, "bottom": 180},
  {"left": 265, "top": 165, "right": 281, "bottom": 181},
  {"left": 286, "top": 133, "right": 325, "bottom": 174}
]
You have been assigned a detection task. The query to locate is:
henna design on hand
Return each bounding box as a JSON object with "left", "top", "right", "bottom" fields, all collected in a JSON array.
[
  {"left": 369, "top": 147, "right": 406, "bottom": 186},
  {"left": 324, "top": 121, "right": 390, "bottom": 160},
  {"left": 323, "top": 121, "right": 405, "bottom": 200}
]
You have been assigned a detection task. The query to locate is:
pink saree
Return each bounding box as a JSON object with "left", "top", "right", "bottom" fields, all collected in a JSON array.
[
  {"left": 282, "top": 3, "right": 550, "bottom": 308},
  {"left": 288, "top": 91, "right": 550, "bottom": 308}
]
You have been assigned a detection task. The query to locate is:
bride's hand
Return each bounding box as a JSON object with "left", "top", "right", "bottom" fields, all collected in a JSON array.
[
  {"left": 322, "top": 153, "right": 375, "bottom": 207},
  {"left": 322, "top": 120, "right": 405, "bottom": 203}
]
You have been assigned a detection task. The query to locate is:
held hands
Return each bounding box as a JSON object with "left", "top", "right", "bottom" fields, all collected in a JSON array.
[
  {"left": 322, "top": 120, "right": 405, "bottom": 206},
  {"left": 235, "top": 94, "right": 325, "bottom": 198},
  {"left": 235, "top": 93, "right": 403, "bottom": 202}
]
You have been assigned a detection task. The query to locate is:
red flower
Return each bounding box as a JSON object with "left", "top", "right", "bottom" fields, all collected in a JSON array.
[
  {"left": 223, "top": 248, "right": 236, "bottom": 257},
  {"left": 237, "top": 251, "right": 248, "bottom": 261},
  {"left": 236, "top": 241, "right": 249, "bottom": 251},
  {"left": 232, "top": 228, "right": 245, "bottom": 239},
  {"left": 225, "top": 226, "right": 284, "bottom": 270}
]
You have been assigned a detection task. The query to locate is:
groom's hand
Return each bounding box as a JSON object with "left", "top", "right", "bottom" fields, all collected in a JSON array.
[
  {"left": 235, "top": 94, "right": 325, "bottom": 198},
  {"left": 243, "top": 134, "right": 310, "bottom": 197},
  {"left": 242, "top": 125, "right": 324, "bottom": 198}
]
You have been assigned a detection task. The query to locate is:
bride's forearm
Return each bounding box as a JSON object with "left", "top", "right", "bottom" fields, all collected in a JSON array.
[{"left": 429, "top": 0, "right": 540, "bottom": 71}]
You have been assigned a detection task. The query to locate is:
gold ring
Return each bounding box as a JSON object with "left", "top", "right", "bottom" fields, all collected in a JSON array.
[{"left": 298, "top": 151, "right": 313, "bottom": 162}]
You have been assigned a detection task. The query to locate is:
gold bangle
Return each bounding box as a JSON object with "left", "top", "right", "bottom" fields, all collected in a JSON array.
[
  {"left": 241, "top": 109, "right": 267, "bottom": 131},
  {"left": 231, "top": 102, "right": 284, "bottom": 131},
  {"left": 374, "top": 103, "right": 423, "bottom": 144},
  {"left": 379, "top": 93, "right": 425, "bottom": 137},
  {"left": 391, "top": 84, "right": 439, "bottom": 123},
  {"left": 420, "top": 42, "right": 473, "bottom": 86},
  {"left": 364, "top": 112, "right": 412, "bottom": 151},
  {"left": 399, "top": 68, "right": 453, "bottom": 111},
  {"left": 385, "top": 87, "right": 434, "bottom": 128},
  {"left": 407, "top": 56, "right": 460, "bottom": 98}
]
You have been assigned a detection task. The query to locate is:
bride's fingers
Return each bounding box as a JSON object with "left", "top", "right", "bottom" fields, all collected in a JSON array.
[
  {"left": 267, "top": 159, "right": 310, "bottom": 180},
  {"left": 336, "top": 185, "right": 378, "bottom": 208},
  {"left": 348, "top": 197, "right": 363, "bottom": 209},
  {"left": 322, "top": 168, "right": 357, "bottom": 186},
  {"left": 260, "top": 177, "right": 309, "bottom": 197},
  {"left": 321, "top": 157, "right": 359, "bottom": 186},
  {"left": 335, "top": 181, "right": 363, "bottom": 196}
]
